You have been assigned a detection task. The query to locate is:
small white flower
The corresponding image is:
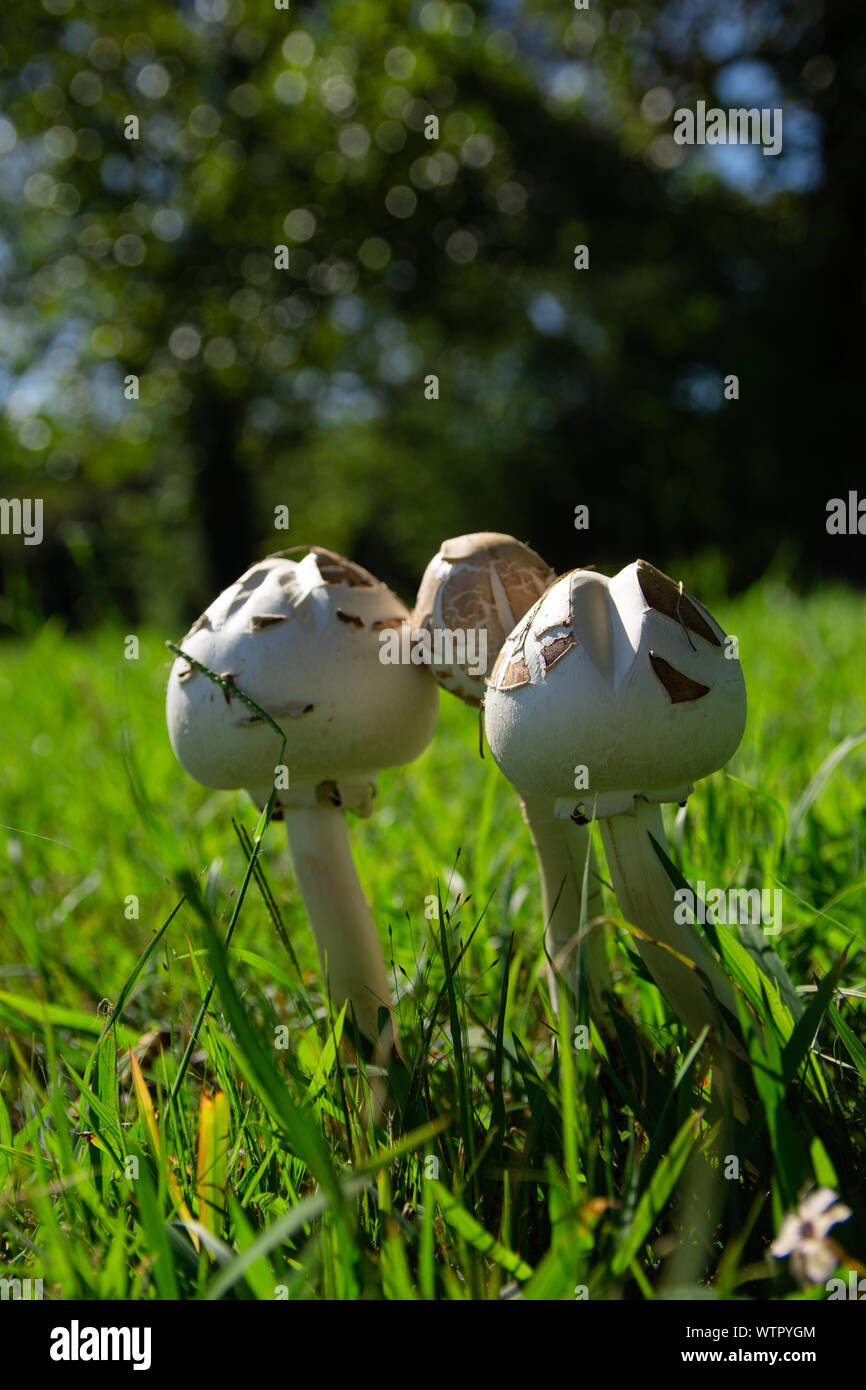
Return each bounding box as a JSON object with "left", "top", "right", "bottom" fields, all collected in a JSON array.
[{"left": 770, "top": 1187, "right": 852, "bottom": 1285}]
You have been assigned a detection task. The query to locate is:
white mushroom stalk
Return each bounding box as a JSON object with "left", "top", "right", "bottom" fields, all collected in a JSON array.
[
  {"left": 166, "top": 546, "right": 439, "bottom": 1054},
  {"left": 485, "top": 558, "right": 747, "bottom": 1041},
  {"left": 413, "top": 532, "right": 613, "bottom": 1028}
]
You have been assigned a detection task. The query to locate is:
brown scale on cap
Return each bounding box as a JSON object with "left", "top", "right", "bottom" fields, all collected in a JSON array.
[
  {"left": 636, "top": 559, "right": 722, "bottom": 648},
  {"left": 250, "top": 613, "right": 288, "bottom": 630},
  {"left": 335, "top": 610, "right": 365, "bottom": 628},
  {"left": 186, "top": 612, "right": 211, "bottom": 639},
  {"left": 490, "top": 631, "right": 577, "bottom": 689},
  {"left": 497, "top": 655, "right": 532, "bottom": 689},
  {"left": 235, "top": 701, "right": 314, "bottom": 726},
  {"left": 540, "top": 633, "right": 576, "bottom": 670},
  {"left": 219, "top": 672, "right": 241, "bottom": 705},
  {"left": 268, "top": 545, "right": 379, "bottom": 589},
  {"left": 648, "top": 651, "right": 711, "bottom": 704}
]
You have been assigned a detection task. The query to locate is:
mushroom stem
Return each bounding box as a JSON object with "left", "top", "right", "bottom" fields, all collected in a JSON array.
[
  {"left": 598, "top": 798, "right": 737, "bottom": 1038},
  {"left": 519, "top": 795, "right": 614, "bottom": 1033},
  {"left": 283, "top": 803, "right": 398, "bottom": 1054}
]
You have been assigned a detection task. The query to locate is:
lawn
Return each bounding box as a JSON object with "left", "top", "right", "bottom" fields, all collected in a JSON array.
[{"left": 0, "top": 575, "right": 864, "bottom": 1300}]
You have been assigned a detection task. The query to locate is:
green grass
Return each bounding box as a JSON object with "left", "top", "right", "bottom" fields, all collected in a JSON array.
[{"left": 1, "top": 576, "right": 865, "bottom": 1300}]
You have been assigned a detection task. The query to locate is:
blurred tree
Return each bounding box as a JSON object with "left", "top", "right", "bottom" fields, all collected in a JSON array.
[{"left": 0, "top": 0, "right": 863, "bottom": 633}]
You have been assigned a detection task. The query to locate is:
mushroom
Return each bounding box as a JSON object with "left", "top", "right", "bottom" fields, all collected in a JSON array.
[
  {"left": 166, "top": 545, "right": 439, "bottom": 1054},
  {"left": 484, "top": 558, "right": 746, "bottom": 1039},
  {"left": 413, "top": 532, "right": 613, "bottom": 1028}
]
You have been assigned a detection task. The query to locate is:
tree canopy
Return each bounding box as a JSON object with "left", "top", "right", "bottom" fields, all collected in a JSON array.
[{"left": 1, "top": 0, "right": 863, "bottom": 631}]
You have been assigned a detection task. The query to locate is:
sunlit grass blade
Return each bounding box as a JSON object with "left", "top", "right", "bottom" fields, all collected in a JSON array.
[
  {"left": 128, "top": 1048, "right": 199, "bottom": 1247},
  {"left": 432, "top": 1181, "right": 534, "bottom": 1282},
  {"left": 196, "top": 1090, "right": 230, "bottom": 1240}
]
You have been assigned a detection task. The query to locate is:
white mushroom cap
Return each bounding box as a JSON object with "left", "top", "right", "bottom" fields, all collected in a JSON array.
[
  {"left": 412, "top": 532, "right": 555, "bottom": 705},
  {"left": 485, "top": 558, "right": 746, "bottom": 819},
  {"left": 166, "top": 546, "right": 439, "bottom": 812}
]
